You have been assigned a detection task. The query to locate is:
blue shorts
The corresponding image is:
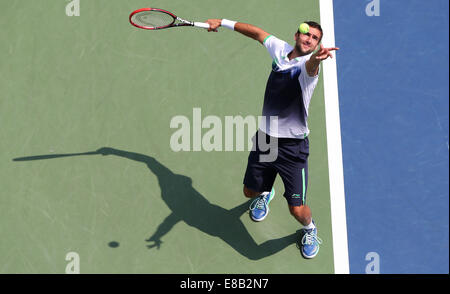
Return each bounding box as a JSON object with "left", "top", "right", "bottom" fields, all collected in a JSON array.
[{"left": 243, "top": 131, "right": 309, "bottom": 207}]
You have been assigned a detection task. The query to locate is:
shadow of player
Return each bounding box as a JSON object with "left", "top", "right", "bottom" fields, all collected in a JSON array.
[{"left": 14, "top": 147, "right": 298, "bottom": 260}]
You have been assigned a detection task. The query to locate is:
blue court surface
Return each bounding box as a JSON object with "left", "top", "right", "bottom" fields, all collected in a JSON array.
[{"left": 334, "top": 0, "right": 449, "bottom": 273}]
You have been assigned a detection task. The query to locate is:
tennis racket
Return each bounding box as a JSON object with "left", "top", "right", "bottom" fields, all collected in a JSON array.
[{"left": 129, "top": 8, "right": 210, "bottom": 30}]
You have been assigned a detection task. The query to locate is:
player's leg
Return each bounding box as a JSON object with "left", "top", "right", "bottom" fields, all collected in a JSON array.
[
  {"left": 285, "top": 158, "right": 311, "bottom": 225},
  {"left": 243, "top": 164, "right": 277, "bottom": 222},
  {"left": 242, "top": 132, "right": 277, "bottom": 221},
  {"left": 280, "top": 164, "right": 321, "bottom": 259},
  {"left": 279, "top": 161, "right": 311, "bottom": 224},
  {"left": 277, "top": 138, "right": 322, "bottom": 259}
]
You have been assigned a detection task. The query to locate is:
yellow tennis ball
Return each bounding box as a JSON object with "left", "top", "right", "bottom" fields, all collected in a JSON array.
[{"left": 299, "top": 23, "right": 309, "bottom": 34}]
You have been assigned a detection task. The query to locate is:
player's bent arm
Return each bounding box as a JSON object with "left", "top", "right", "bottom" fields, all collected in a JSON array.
[
  {"left": 206, "top": 19, "right": 270, "bottom": 44},
  {"left": 234, "top": 22, "right": 270, "bottom": 44}
]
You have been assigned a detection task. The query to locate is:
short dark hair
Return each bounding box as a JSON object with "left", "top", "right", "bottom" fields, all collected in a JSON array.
[{"left": 297, "top": 21, "right": 323, "bottom": 42}]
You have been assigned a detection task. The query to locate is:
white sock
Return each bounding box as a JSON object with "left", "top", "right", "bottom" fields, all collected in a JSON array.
[{"left": 303, "top": 220, "right": 316, "bottom": 230}]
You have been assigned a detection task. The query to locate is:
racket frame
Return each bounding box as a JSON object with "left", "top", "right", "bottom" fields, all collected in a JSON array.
[{"left": 129, "top": 8, "right": 209, "bottom": 30}]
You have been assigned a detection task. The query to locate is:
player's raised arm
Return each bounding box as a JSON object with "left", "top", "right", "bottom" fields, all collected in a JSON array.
[
  {"left": 305, "top": 44, "right": 340, "bottom": 76},
  {"left": 206, "top": 19, "right": 270, "bottom": 44}
]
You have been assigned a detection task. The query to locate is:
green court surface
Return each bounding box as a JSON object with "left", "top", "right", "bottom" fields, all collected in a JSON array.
[{"left": 0, "top": 0, "right": 333, "bottom": 273}]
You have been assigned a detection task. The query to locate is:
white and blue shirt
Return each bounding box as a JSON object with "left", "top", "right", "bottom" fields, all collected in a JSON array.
[{"left": 259, "top": 35, "right": 319, "bottom": 139}]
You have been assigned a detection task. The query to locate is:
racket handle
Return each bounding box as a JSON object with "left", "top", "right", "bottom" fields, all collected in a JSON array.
[{"left": 193, "top": 22, "right": 210, "bottom": 29}]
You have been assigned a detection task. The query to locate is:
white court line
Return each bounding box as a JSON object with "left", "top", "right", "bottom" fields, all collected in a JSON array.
[{"left": 319, "top": 0, "right": 350, "bottom": 274}]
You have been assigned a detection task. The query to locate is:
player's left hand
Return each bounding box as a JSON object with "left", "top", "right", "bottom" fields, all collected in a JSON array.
[{"left": 312, "top": 44, "right": 340, "bottom": 61}]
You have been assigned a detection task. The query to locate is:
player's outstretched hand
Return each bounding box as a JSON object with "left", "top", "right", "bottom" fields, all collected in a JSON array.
[
  {"left": 206, "top": 19, "right": 221, "bottom": 32},
  {"left": 312, "top": 44, "right": 339, "bottom": 61}
]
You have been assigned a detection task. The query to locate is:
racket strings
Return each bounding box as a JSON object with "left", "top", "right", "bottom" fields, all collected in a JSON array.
[{"left": 132, "top": 11, "right": 175, "bottom": 29}]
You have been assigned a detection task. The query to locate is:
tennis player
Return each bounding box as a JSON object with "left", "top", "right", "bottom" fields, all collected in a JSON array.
[{"left": 206, "top": 19, "right": 338, "bottom": 259}]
